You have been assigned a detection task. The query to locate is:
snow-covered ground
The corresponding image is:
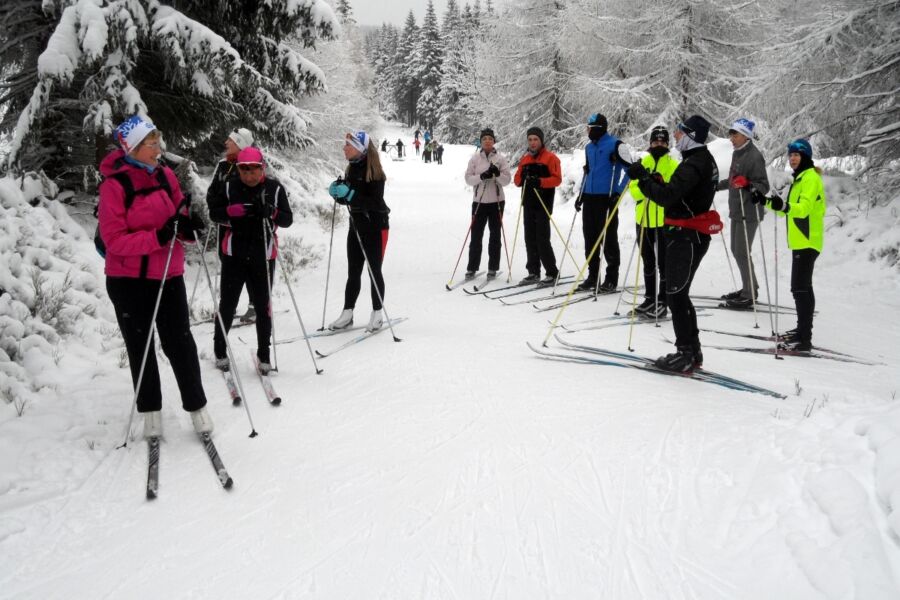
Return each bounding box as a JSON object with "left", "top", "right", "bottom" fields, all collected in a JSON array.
[{"left": 1, "top": 125, "right": 899, "bottom": 598}]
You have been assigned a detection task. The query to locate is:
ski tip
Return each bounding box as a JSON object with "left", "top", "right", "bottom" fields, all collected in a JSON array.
[
  {"left": 314, "top": 350, "right": 326, "bottom": 358},
  {"left": 445, "top": 283, "right": 454, "bottom": 291},
  {"left": 393, "top": 336, "right": 402, "bottom": 342}
]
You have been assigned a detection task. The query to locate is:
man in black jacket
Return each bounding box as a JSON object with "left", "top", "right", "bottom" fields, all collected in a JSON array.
[
  {"left": 628, "top": 115, "right": 719, "bottom": 372},
  {"left": 207, "top": 147, "right": 293, "bottom": 374}
]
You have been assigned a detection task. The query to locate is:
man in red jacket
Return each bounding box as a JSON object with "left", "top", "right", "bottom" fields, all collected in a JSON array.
[{"left": 513, "top": 127, "right": 562, "bottom": 284}]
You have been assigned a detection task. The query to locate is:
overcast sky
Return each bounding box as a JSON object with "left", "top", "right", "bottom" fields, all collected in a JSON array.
[{"left": 350, "top": 0, "right": 452, "bottom": 26}]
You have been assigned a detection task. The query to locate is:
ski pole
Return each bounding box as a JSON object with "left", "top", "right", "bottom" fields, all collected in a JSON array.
[
  {"left": 753, "top": 200, "right": 776, "bottom": 335},
  {"left": 532, "top": 188, "right": 580, "bottom": 273},
  {"left": 188, "top": 225, "right": 213, "bottom": 318},
  {"left": 318, "top": 202, "right": 337, "bottom": 330},
  {"left": 773, "top": 205, "right": 782, "bottom": 360},
  {"left": 118, "top": 230, "right": 180, "bottom": 449},
  {"left": 265, "top": 219, "right": 323, "bottom": 375},
  {"left": 553, "top": 173, "right": 587, "bottom": 293},
  {"left": 626, "top": 217, "right": 647, "bottom": 352},
  {"left": 712, "top": 196, "right": 738, "bottom": 291},
  {"left": 446, "top": 182, "right": 487, "bottom": 289},
  {"left": 612, "top": 236, "right": 639, "bottom": 315},
  {"left": 507, "top": 185, "right": 525, "bottom": 282},
  {"left": 261, "top": 216, "right": 278, "bottom": 372},
  {"left": 345, "top": 209, "right": 401, "bottom": 342},
  {"left": 737, "top": 189, "right": 759, "bottom": 328},
  {"left": 495, "top": 183, "right": 513, "bottom": 277},
  {"left": 541, "top": 193, "right": 626, "bottom": 346}
]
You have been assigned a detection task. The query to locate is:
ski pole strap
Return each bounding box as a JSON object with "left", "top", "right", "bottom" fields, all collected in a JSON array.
[{"left": 664, "top": 210, "right": 723, "bottom": 235}]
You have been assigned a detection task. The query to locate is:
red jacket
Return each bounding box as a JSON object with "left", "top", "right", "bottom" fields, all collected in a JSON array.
[
  {"left": 98, "top": 149, "right": 187, "bottom": 280},
  {"left": 513, "top": 147, "right": 562, "bottom": 207}
]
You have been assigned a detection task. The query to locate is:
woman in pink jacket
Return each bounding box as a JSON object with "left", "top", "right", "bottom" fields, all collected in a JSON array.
[{"left": 98, "top": 115, "right": 212, "bottom": 440}]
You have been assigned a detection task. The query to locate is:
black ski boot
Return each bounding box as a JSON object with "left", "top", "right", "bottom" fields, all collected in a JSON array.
[{"left": 655, "top": 347, "right": 699, "bottom": 373}]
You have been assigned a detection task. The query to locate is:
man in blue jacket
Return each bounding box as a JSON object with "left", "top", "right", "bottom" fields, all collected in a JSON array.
[{"left": 578, "top": 113, "right": 628, "bottom": 291}]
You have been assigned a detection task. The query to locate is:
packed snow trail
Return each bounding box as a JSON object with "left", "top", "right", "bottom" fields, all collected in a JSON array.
[{"left": 1, "top": 126, "right": 899, "bottom": 598}]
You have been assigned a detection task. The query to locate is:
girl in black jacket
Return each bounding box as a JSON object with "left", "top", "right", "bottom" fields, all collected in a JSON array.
[{"left": 328, "top": 131, "right": 390, "bottom": 332}]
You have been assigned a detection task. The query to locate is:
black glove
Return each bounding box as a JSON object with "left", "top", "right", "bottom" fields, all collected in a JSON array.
[
  {"left": 156, "top": 214, "right": 178, "bottom": 246},
  {"left": 750, "top": 189, "right": 767, "bottom": 205},
  {"left": 525, "top": 175, "right": 541, "bottom": 188},
  {"left": 489, "top": 163, "right": 500, "bottom": 177},
  {"left": 768, "top": 196, "right": 785, "bottom": 212},
  {"left": 480, "top": 168, "right": 493, "bottom": 180},
  {"left": 574, "top": 196, "right": 583, "bottom": 212},
  {"left": 582, "top": 164, "right": 589, "bottom": 174},
  {"left": 179, "top": 212, "right": 206, "bottom": 239},
  {"left": 626, "top": 162, "right": 649, "bottom": 180},
  {"left": 260, "top": 202, "right": 277, "bottom": 220}
]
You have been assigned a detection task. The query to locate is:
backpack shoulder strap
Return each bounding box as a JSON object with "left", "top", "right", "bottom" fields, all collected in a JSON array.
[{"left": 108, "top": 173, "right": 137, "bottom": 210}]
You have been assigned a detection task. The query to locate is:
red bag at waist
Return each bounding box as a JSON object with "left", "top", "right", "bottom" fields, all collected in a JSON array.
[{"left": 665, "top": 210, "right": 723, "bottom": 235}]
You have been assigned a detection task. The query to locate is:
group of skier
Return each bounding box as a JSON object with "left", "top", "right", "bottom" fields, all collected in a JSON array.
[
  {"left": 96, "top": 108, "right": 825, "bottom": 444},
  {"left": 96, "top": 115, "right": 390, "bottom": 441},
  {"left": 462, "top": 113, "right": 826, "bottom": 372}
]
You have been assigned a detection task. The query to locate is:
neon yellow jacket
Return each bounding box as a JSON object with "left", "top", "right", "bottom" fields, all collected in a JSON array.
[
  {"left": 767, "top": 166, "right": 826, "bottom": 252},
  {"left": 629, "top": 151, "right": 679, "bottom": 228}
]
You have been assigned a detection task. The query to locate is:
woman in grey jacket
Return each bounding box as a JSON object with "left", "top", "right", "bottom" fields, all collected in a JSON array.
[
  {"left": 463, "top": 128, "right": 512, "bottom": 279},
  {"left": 717, "top": 118, "right": 770, "bottom": 307}
]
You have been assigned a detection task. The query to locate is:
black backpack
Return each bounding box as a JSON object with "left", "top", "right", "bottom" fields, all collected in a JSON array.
[{"left": 94, "top": 169, "right": 171, "bottom": 258}]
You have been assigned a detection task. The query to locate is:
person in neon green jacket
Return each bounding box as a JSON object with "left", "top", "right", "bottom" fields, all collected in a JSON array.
[
  {"left": 751, "top": 139, "right": 826, "bottom": 351},
  {"left": 628, "top": 126, "right": 680, "bottom": 317}
]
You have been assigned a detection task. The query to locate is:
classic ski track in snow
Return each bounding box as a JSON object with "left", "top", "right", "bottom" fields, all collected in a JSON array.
[{"left": 1, "top": 126, "right": 899, "bottom": 598}]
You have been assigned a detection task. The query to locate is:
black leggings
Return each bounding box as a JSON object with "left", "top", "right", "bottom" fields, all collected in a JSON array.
[
  {"left": 214, "top": 253, "right": 273, "bottom": 361},
  {"left": 791, "top": 248, "right": 819, "bottom": 342},
  {"left": 637, "top": 224, "right": 666, "bottom": 301},
  {"left": 582, "top": 194, "right": 620, "bottom": 283},
  {"left": 344, "top": 211, "right": 389, "bottom": 310},
  {"left": 664, "top": 228, "right": 710, "bottom": 350},
  {"left": 107, "top": 276, "right": 207, "bottom": 413},
  {"left": 467, "top": 201, "right": 505, "bottom": 272}
]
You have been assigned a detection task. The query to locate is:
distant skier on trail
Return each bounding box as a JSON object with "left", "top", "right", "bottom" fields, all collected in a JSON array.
[
  {"left": 513, "top": 126, "right": 562, "bottom": 285},
  {"left": 717, "top": 118, "right": 770, "bottom": 308},
  {"left": 98, "top": 115, "right": 213, "bottom": 438},
  {"left": 464, "top": 128, "right": 511, "bottom": 280},
  {"left": 579, "top": 113, "right": 629, "bottom": 292},
  {"left": 396, "top": 139, "right": 404, "bottom": 158},
  {"left": 751, "top": 139, "right": 825, "bottom": 352},
  {"left": 327, "top": 131, "right": 391, "bottom": 333},
  {"left": 628, "top": 126, "right": 678, "bottom": 318},
  {"left": 207, "top": 147, "right": 293, "bottom": 375},
  {"left": 413, "top": 137, "right": 421, "bottom": 156},
  {"left": 627, "top": 115, "right": 721, "bottom": 373},
  {"left": 435, "top": 142, "right": 444, "bottom": 165}
]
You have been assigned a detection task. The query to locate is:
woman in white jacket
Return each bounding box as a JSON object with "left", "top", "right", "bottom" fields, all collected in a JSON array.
[{"left": 463, "top": 128, "right": 512, "bottom": 279}]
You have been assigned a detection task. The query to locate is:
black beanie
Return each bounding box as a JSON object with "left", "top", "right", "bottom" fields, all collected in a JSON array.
[
  {"left": 649, "top": 126, "right": 669, "bottom": 144},
  {"left": 526, "top": 126, "right": 544, "bottom": 145},
  {"left": 480, "top": 128, "right": 495, "bottom": 142},
  {"left": 678, "top": 115, "right": 711, "bottom": 143}
]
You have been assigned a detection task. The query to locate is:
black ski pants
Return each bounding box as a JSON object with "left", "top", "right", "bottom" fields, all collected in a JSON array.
[
  {"left": 791, "top": 248, "right": 818, "bottom": 343},
  {"left": 467, "top": 201, "right": 505, "bottom": 272},
  {"left": 523, "top": 195, "right": 558, "bottom": 277},
  {"left": 344, "top": 211, "right": 389, "bottom": 311},
  {"left": 106, "top": 275, "right": 207, "bottom": 413},
  {"left": 214, "top": 253, "right": 273, "bottom": 362},
  {"left": 664, "top": 227, "right": 710, "bottom": 351},
  {"left": 582, "top": 193, "right": 620, "bottom": 284},
  {"left": 637, "top": 224, "right": 666, "bottom": 302}
]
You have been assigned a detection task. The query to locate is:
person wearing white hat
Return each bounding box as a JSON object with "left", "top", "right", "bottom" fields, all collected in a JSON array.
[
  {"left": 716, "top": 118, "right": 770, "bottom": 307},
  {"left": 206, "top": 127, "right": 257, "bottom": 320}
]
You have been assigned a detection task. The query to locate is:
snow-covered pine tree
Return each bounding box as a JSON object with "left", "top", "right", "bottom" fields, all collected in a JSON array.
[
  {"left": 559, "top": 0, "right": 763, "bottom": 142},
  {"left": 370, "top": 24, "right": 401, "bottom": 120},
  {"left": 437, "top": 1, "right": 488, "bottom": 143},
  {"left": 394, "top": 10, "right": 421, "bottom": 126},
  {"left": 745, "top": 0, "right": 899, "bottom": 203},
  {"left": 415, "top": 0, "right": 443, "bottom": 131},
  {"left": 2, "top": 0, "right": 338, "bottom": 183},
  {"left": 480, "top": 0, "right": 573, "bottom": 156},
  {"left": 335, "top": 0, "right": 356, "bottom": 25}
]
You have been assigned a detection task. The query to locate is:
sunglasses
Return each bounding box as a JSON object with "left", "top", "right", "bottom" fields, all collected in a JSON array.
[{"left": 238, "top": 164, "right": 262, "bottom": 172}]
